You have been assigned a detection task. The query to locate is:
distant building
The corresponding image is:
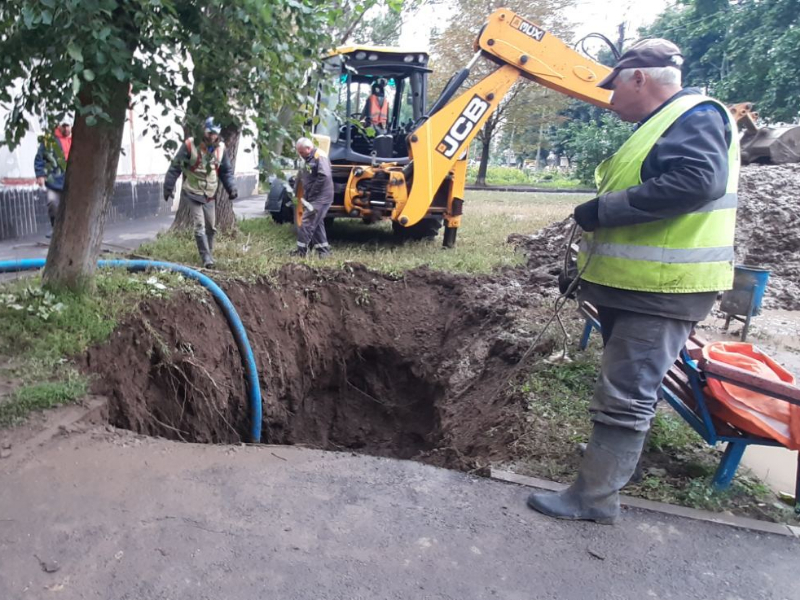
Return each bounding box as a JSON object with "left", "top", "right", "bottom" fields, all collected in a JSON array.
[{"left": 0, "top": 93, "right": 258, "bottom": 241}]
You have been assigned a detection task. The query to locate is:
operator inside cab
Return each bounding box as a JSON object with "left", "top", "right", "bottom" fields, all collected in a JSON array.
[{"left": 362, "top": 78, "right": 389, "bottom": 133}]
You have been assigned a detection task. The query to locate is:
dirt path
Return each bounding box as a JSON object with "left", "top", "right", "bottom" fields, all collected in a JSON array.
[{"left": 0, "top": 427, "right": 797, "bottom": 600}]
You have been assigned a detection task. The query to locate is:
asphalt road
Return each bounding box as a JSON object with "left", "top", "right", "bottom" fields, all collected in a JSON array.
[{"left": 0, "top": 428, "right": 797, "bottom": 600}]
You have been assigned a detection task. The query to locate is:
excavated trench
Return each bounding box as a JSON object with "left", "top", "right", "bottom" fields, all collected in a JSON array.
[
  {"left": 84, "top": 263, "right": 557, "bottom": 470},
  {"left": 83, "top": 164, "right": 800, "bottom": 468}
]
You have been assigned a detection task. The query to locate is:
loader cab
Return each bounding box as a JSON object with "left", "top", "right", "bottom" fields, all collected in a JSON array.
[{"left": 313, "top": 46, "right": 431, "bottom": 165}]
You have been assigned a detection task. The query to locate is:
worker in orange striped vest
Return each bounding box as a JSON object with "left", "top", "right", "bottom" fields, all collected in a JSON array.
[
  {"left": 163, "top": 117, "right": 238, "bottom": 268},
  {"left": 361, "top": 79, "right": 389, "bottom": 132}
]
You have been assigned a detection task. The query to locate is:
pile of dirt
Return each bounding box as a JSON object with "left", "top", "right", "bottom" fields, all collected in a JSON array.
[
  {"left": 85, "top": 264, "right": 556, "bottom": 470},
  {"left": 510, "top": 164, "right": 800, "bottom": 311},
  {"left": 508, "top": 217, "right": 573, "bottom": 295},
  {"left": 735, "top": 163, "right": 800, "bottom": 310}
]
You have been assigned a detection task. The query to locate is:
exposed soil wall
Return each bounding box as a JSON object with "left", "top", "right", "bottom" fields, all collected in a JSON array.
[{"left": 85, "top": 264, "right": 555, "bottom": 470}]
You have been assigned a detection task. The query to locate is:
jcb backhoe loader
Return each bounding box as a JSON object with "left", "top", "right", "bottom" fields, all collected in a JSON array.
[{"left": 267, "top": 9, "right": 614, "bottom": 246}]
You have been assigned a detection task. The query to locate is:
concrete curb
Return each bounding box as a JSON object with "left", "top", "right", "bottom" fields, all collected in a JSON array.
[
  {"left": 465, "top": 185, "right": 595, "bottom": 194},
  {"left": 490, "top": 468, "right": 800, "bottom": 539}
]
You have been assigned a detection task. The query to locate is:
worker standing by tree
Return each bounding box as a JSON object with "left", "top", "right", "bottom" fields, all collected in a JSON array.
[
  {"left": 163, "top": 117, "right": 238, "bottom": 269},
  {"left": 291, "top": 137, "right": 334, "bottom": 258},
  {"left": 527, "top": 40, "right": 739, "bottom": 524},
  {"left": 34, "top": 117, "right": 73, "bottom": 232}
]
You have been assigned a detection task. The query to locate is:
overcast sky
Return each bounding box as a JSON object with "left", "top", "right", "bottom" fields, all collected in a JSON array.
[{"left": 400, "top": 0, "right": 675, "bottom": 52}]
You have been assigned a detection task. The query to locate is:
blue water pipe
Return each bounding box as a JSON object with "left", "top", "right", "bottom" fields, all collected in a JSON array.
[{"left": 0, "top": 258, "right": 262, "bottom": 442}]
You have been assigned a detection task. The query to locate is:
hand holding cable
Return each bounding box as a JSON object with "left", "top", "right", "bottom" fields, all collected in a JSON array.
[{"left": 573, "top": 197, "right": 600, "bottom": 232}]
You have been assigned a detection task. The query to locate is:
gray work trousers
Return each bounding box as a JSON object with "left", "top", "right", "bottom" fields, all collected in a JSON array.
[
  {"left": 46, "top": 189, "right": 61, "bottom": 226},
  {"left": 187, "top": 193, "right": 216, "bottom": 237},
  {"left": 591, "top": 307, "right": 694, "bottom": 432},
  {"left": 296, "top": 196, "right": 332, "bottom": 251}
]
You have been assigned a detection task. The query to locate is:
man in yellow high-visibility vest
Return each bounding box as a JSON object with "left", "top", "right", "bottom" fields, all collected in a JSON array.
[{"left": 528, "top": 39, "right": 739, "bottom": 524}]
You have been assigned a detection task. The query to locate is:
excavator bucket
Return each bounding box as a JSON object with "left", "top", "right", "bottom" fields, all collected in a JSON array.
[
  {"left": 740, "top": 126, "right": 800, "bottom": 165},
  {"left": 729, "top": 102, "right": 800, "bottom": 165}
]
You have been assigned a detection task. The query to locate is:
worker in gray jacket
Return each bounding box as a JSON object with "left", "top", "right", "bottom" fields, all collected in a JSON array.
[
  {"left": 163, "top": 117, "right": 238, "bottom": 268},
  {"left": 527, "top": 39, "right": 738, "bottom": 524},
  {"left": 291, "top": 137, "right": 334, "bottom": 257}
]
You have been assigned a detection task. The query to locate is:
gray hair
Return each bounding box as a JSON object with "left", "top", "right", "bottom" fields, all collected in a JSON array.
[
  {"left": 295, "top": 137, "right": 314, "bottom": 149},
  {"left": 617, "top": 65, "right": 683, "bottom": 86}
]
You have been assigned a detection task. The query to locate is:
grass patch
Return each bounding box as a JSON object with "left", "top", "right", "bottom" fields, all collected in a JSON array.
[
  {"left": 631, "top": 470, "right": 794, "bottom": 523},
  {"left": 466, "top": 165, "right": 584, "bottom": 189},
  {"left": 648, "top": 410, "right": 703, "bottom": 452},
  {"left": 521, "top": 358, "right": 597, "bottom": 443},
  {"left": 0, "top": 269, "right": 182, "bottom": 365},
  {"left": 0, "top": 372, "right": 88, "bottom": 427},
  {"left": 138, "top": 190, "right": 587, "bottom": 277},
  {"left": 0, "top": 269, "right": 190, "bottom": 428}
]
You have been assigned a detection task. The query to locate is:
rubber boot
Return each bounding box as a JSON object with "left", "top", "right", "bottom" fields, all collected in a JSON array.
[
  {"left": 526, "top": 423, "right": 647, "bottom": 524},
  {"left": 206, "top": 231, "right": 216, "bottom": 268},
  {"left": 195, "top": 234, "right": 215, "bottom": 269},
  {"left": 289, "top": 246, "right": 307, "bottom": 257}
]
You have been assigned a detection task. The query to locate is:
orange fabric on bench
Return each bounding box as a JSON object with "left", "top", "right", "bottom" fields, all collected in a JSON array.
[{"left": 702, "top": 341, "right": 800, "bottom": 450}]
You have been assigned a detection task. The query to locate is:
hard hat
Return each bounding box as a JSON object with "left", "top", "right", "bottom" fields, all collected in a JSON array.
[
  {"left": 204, "top": 117, "right": 222, "bottom": 134},
  {"left": 60, "top": 114, "right": 74, "bottom": 127}
]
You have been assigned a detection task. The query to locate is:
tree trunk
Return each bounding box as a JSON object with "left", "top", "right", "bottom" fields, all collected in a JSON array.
[
  {"left": 170, "top": 125, "right": 240, "bottom": 233},
  {"left": 534, "top": 105, "right": 546, "bottom": 170},
  {"left": 474, "top": 136, "right": 492, "bottom": 186},
  {"left": 42, "top": 81, "right": 129, "bottom": 292},
  {"left": 214, "top": 126, "right": 240, "bottom": 232}
]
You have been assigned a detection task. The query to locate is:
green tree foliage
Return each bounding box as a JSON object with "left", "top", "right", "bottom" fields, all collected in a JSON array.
[
  {"left": 553, "top": 112, "right": 632, "bottom": 185},
  {"left": 352, "top": 0, "right": 421, "bottom": 46},
  {"left": 429, "top": 0, "right": 577, "bottom": 185},
  {"left": 497, "top": 89, "right": 569, "bottom": 168},
  {"left": 642, "top": 0, "right": 800, "bottom": 122},
  {"left": 0, "top": 0, "right": 361, "bottom": 290}
]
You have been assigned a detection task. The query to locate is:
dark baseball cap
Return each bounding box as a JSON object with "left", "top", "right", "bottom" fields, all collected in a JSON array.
[{"left": 598, "top": 39, "right": 683, "bottom": 89}]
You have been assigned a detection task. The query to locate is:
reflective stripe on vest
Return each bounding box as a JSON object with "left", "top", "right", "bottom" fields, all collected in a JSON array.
[
  {"left": 577, "top": 95, "right": 740, "bottom": 293},
  {"left": 368, "top": 95, "right": 388, "bottom": 127},
  {"left": 183, "top": 137, "right": 225, "bottom": 198}
]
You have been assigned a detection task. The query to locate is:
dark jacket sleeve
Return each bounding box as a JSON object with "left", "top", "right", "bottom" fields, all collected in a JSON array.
[
  {"left": 34, "top": 142, "right": 47, "bottom": 178},
  {"left": 218, "top": 149, "right": 236, "bottom": 195},
  {"left": 163, "top": 143, "right": 190, "bottom": 197},
  {"left": 598, "top": 104, "right": 730, "bottom": 228},
  {"left": 362, "top": 96, "right": 371, "bottom": 120}
]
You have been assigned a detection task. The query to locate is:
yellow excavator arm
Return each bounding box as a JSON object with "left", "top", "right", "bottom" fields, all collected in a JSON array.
[
  {"left": 479, "top": 10, "right": 613, "bottom": 107},
  {"left": 395, "top": 9, "right": 613, "bottom": 238}
]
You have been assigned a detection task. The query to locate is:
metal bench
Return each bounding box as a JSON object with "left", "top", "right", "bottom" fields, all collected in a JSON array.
[{"left": 579, "top": 301, "right": 800, "bottom": 513}]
